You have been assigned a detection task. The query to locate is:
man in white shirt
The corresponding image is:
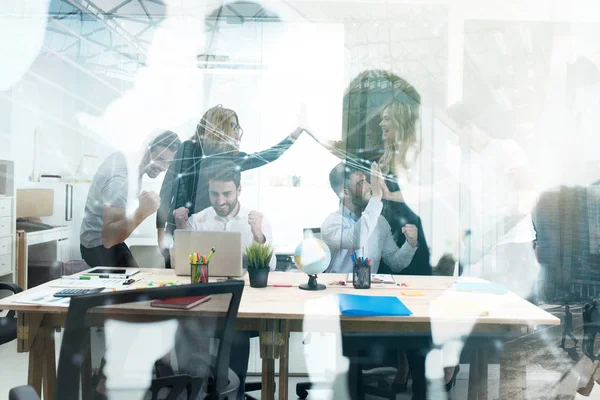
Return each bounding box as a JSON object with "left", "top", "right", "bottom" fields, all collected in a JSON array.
[
  {"left": 172, "top": 160, "right": 276, "bottom": 399},
  {"left": 173, "top": 161, "right": 277, "bottom": 271},
  {"left": 322, "top": 162, "right": 418, "bottom": 273}
]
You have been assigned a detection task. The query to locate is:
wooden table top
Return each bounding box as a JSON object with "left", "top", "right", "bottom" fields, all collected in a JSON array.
[{"left": 0, "top": 270, "right": 559, "bottom": 330}]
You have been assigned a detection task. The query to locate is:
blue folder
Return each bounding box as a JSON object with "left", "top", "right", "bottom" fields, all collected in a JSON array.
[
  {"left": 338, "top": 294, "right": 412, "bottom": 317},
  {"left": 455, "top": 282, "right": 508, "bottom": 295}
]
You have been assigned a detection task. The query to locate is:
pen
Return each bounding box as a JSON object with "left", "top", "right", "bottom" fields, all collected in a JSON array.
[{"left": 207, "top": 247, "right": 216, "bottom": 263}]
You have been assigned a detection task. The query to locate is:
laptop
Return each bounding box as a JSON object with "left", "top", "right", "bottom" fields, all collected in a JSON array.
[{"left": 173, "top": 230, "right": 243, "bottom": 277}]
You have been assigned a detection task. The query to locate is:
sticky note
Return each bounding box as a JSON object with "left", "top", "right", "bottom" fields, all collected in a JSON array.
[{"left": 401, "top": 290, "right": 424, "bottom": 296}]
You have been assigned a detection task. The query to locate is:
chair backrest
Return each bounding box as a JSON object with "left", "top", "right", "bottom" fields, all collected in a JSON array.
[
  {"left": 303, "top": 228, "right": 322, "bottom": 240},
  {"left": 55, "top": 281, "right": 244, "bottom": 400}
]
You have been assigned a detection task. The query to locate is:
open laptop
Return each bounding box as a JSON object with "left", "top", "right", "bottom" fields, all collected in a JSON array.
[{"left": 173, "top": 230, "right": 243, "bottom": 277}]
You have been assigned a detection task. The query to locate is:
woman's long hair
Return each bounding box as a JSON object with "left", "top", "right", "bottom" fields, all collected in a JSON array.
[
  {"left": 379, "top": 97, "right": 420, "bottom": 176},
  {"left": 342, "top": 70, "right": 421, "bottom": 177},
  {"left": 192, "top": 105, "right": 240, "bottom": 155}
]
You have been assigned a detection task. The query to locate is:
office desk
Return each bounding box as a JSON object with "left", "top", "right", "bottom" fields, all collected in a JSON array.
[
  {"left": 0, "top": 271, "right": 559, "bottom": 400},
  {"left": 15, "top": 227, "right": 70, "bottom": 289}
]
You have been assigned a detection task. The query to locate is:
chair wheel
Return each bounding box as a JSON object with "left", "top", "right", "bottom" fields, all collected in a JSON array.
[{"left": 296, "top": 388, "right": 309, "bottom": 399}]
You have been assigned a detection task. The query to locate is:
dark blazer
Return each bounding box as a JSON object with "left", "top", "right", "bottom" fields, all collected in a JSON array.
[{"left": 378, "top": 179, "right": 431, "bottom": 276}]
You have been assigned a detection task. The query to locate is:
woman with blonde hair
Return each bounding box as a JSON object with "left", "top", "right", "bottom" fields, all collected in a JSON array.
[
  {"left": 377, "top": 98, "right": 420, "bottom": 181},
  {"left": 157, "top": 104, "right": 304, "bottom": 260}
]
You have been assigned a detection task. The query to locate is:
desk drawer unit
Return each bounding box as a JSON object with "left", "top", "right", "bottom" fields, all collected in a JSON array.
[
  {"left": 0, "top": 253, "right": 11, "bottom": 275},
  {"left": 0, "top": 236, "right": 11, "bottom": 256},
  {"left": 0, "top": 198, "right": 10, "bottom": 217},
  {"left": 0, "top": 217, "right": 10, "bottom": 236}
]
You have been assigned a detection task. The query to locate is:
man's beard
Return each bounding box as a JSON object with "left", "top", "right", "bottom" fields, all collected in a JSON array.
[
  {"left": 351, "top": 194, "right": 368, "bottom": 210},
  {"left": 214, "top": 199, "right": 238, "bottom": 217}
]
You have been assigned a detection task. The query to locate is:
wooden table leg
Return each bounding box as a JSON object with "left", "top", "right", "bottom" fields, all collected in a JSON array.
[
  {"left": 278, "top": 321, "right": 290, "bottom": 400},
  {"left": 477, "top": 348, "right": 488, "bottom": 400},
  {"left": 25, "top": 313, "right": 45, "bottom": 396},
  {"left": 42, "top": 326, "right": 56, "bottom": 400},
  {"left": 27, "top": 326, "right": 43, "bottom": 395},
  {"left": 260, "top": 320, "right": 277, "bottom": 400},
  {"left": 467, "top": 351, "right": 479, "bottom": 400},
  {"left": 262, "top": 358, "right": 276, "bottom": 400}
]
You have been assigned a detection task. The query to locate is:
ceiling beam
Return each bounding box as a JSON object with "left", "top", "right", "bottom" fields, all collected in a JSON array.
[
  {"left": 81, "top": 26, "right": 105, "bottom": 37},
  {"left": 138, "top": 0, "right": 153, "bottom": 21},
  {"left": 52, "top": 9, "right": 80, "bottom": 20},
  {"left": 107, "top": 14, "right": 158, "bottom": 24},
  {"left": 63, "top": 0, "right": 148, "bottom": 57},
  {"left": 106, "top": 0, "right": 133, "bottom": 15},
  {"left": 50, "top": 18, "right": 145, "bottom": 66}
]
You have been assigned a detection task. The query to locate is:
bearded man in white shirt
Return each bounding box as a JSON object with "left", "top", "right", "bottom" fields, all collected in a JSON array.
[
  {"left": 322, "top": 161, "right": 419, "bottom": 274},
  {"left": 173, "top": 160, "right": 276, "bottom": 271},
  {"left": 172, "top": 160, "right": 275, "bottom": 399}
]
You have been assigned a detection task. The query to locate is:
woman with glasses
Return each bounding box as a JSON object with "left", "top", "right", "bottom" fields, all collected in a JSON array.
[{"left": 156, "top": 105, "right": 304, "bottom": 263}]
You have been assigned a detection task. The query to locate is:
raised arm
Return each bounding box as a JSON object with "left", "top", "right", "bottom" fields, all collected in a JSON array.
[
  {"left": 321, "top": 198, "right": 383, "bottom": 250},
  {"left": 156, "top": 143, "right": 184, "bottom": 244},
  {"left": 239, "top": 128, "right": 303, "bottom": 171},
  {"left": 102, "top": 191, "right": 160, "bottom": 248}
]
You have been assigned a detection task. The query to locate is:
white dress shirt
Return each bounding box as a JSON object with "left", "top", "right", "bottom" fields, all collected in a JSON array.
[
  {"left": 321, "top": 198, "right": 417, "bottom": 274},
  {"left": 187, "top": 205, "right": 277, "bottom": 271}
]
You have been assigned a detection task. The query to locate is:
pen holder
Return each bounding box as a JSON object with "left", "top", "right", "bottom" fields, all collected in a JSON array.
[
  {"left": 353, "top": 263, "right": 371, "bottom": 289},
  {"left": 191, "top": 263, "right": 209, "bottom": 284}
]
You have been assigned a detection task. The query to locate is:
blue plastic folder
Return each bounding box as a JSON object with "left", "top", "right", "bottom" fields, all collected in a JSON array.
[
  {"left": 338, "top": 294, "right": 412, "bottom": 317},
  {"left": 455, "top": 282, "right": 508, "bottom": 295}
]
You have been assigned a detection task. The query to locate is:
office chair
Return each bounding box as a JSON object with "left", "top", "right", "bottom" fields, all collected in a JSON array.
[
  {"left": 0, "top": 282, "right": 23, "bottom": 345},
  {"left": 9, "top": 281, "right": 244, "bottom": 400}
]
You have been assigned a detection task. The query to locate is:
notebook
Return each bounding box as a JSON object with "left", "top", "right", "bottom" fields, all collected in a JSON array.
[
  {"left": 455, "top": 282, "right": 508, "bottom": 295},
  {"left": 338, "top": 294, "right": 412, "bottom": 317},
  {"left": 150, "top": 295, "right": 211, "bottom": 310}
]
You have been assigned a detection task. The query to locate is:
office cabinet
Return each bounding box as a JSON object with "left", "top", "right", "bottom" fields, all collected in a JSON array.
[{"left": 0, "top": 160, "right": 15, "bottom": 281}]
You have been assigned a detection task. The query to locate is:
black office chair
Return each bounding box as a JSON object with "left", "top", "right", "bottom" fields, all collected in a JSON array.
[
  {"left": 0, "top": 282, "right": 23, "bottom": 345},
  {"left": 9, "top": 281, "right": 244, "bottom": 400}
]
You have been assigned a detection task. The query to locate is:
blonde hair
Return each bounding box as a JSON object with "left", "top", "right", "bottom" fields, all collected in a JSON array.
[
  {"left": 192, "top": 105, "right": 240, "bottom": 154},
  {"left": 379, "top": 96, "right": 420, "bottom": 176}
]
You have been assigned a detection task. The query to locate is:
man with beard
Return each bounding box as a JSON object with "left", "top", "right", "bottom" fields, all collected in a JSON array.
[
  {"left": 322, "top": 162, "right": 427, "bottom": 400},
  {"left": 322, "top": 162, "right": 418, "bottom": 273},
  {"left": 80, "top": 130, "right": 180, "bottom": 267},
  {"left": 173, "top": 160, "right": 276, "bottom": 271},
  {"left": 173, "top": 160, "right": 275, "bottom": 399}
]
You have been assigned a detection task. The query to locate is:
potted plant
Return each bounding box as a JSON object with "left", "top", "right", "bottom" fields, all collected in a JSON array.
[{"left": 245, "top": 242, "right": 274, "bottom": 288}]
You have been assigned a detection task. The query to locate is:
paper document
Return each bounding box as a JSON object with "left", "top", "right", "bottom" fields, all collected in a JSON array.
[
  {"left": 13, "top": 291, "right": 71, "bottom": 307},
  {"left": 50, "top": 278, "right": 129, "bottom": 289}
]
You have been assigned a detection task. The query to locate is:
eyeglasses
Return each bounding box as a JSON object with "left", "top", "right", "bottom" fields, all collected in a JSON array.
[{"left": 230, "top": 121, "right": 243, "bottom": 138}]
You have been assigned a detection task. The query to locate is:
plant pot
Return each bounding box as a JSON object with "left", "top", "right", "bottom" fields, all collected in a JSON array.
[{"left": 248, "top": 268, "right": 269, "bottom": 288}]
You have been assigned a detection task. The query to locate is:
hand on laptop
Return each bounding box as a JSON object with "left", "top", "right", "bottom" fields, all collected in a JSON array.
[
  {"left": 248, "top": 211, "right": 266, "bottom": 244},
  {"left": 173, "top": 207, "right": 189, "bottom": 229}
]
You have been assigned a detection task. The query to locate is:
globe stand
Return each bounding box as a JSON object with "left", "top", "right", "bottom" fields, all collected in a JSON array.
[{"left": 299, "top": 274, "right": 326, "bottom": 291}]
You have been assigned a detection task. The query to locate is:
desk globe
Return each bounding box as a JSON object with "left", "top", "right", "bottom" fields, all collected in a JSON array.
[{"left": 294, "top": 238, "right": 331, "bottom": 290}]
